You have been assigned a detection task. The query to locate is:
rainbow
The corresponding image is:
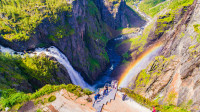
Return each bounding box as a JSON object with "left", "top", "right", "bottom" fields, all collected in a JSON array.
[{"left": 118, "top": 42, "right": 163, "bottom": 88}]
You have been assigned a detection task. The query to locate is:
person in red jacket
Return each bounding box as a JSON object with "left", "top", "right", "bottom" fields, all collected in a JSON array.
[{"left": 152, "top": 107, "right": 156, "bottom": 112}]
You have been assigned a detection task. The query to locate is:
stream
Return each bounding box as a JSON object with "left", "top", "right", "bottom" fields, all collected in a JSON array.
[{"left": 92, "top": 37, "right": 122, "bottom": 89}]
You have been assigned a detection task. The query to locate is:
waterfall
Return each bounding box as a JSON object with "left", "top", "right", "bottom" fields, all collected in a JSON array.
[{"left": 0, "top": 45, "right": 93, "bottom": 90}]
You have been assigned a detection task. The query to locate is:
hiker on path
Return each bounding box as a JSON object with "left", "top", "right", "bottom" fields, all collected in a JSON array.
[
  {"left": 122, "top": 93, "right": 127, "bottom": 101},
  {"left": 97, "top": 93, "right": 100, "bottom": 99},
  {"left": 103, "top": 89, "right": 107, "bottom": 96},
  {"left": 111, "top": 81, "right": 115, "bottom": 88},
  {"left": 114, "top": 83, "right": 118, "bottom": 89},
  {"left": 105, "top": 86, "right": 108, "bottom": 93},
  {"left": 100, "top": 90, "right": 104, "bottom": 96},
  {"left": 94, "top": 93, "right": 100, "bottom": 104},
  {"left": 94, "top": 94, "right": 98, "bottom": 104}
]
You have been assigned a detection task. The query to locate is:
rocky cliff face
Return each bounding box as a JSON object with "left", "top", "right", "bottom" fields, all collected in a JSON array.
[
  {"left": 94, "top": 0, "right": 146, "bottom": 29},
  {"left": 131, "top": 0, "right": 200, "bottom": 111},
  {"left": 0, "top": 0, "right": 111, "bottom": 84},
  {"left": 0, "top": 53, "right": 71, "bottom": 92}
]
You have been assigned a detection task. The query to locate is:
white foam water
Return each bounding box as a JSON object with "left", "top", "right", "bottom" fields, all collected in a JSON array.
[{"left": 0, "top": 45, "right": 93, "bottom": 90}]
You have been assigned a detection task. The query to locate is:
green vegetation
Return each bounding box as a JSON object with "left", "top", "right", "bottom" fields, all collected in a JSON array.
[
  {"left": 134, "top": 56, "right": 175, "bottom": 92},
  {"left": 50, "top": 24, "right": 75, "bottom": 42},
  {"left": 122, "top": 52, "right": 129, "bottom": 59},
  {"left": 166, "top": 91, "right": 177, "bottom": 105},
  {"left": 117, "top": 0, "right": 195, "bottom": 63},
  {"left": 138, "top": 0, "right": 194, "bottom": 17},
  {"left": 168, "top": 0, "right": 194, "bottom": 10},
  {"left": 108, "top": 0, "right": 121, "bottom": 2},
  {"left": 83, "top": 88, "right": 93, "bottom": 95},
  {"left": 121, "top": 52, "right": 130, "bottom": 64},
  {"left": 139, "top": 0, "right": 166, "bottom": 17},
  {"left": 0, "top": 84, "right": 93, "bottom": 110},
  {"left": 88, "top": 56, "right": 100, "bottom": 72},
  {"left": 100, "top": 51, "right": 109, "bottom": 62},
  {"left": 0, "top": 53, "right": 58, "bottom": 91},
  {"left": 188, "top": 45, "right": 199, "bottom": 57},
  {"left": 116, "top": 22, "right": 154, "bottom": 56},
  {"left": 180, "top": 32, "right": 185, "bottom": 38},
  {"left": 107, "top": 0, "right": 121, "bottom": 9},
  {"left": 48, "top": 95, "right": 56, "bottom": 102},
  {"left": 155, "top": 12, "right": 175, "bottom": 38},
  {"left": 147, "top": 1, "right": 169, "bottom": 17},
  {"left": 131, "top": 22, "right": 153, "bottom": 54},
  {"left": 84, "top": 0, "right": 110, "bottom": 73},
  {"left": 22, "top": 54, "right": 57, "bottom": 83},
  {"left": 87, "top": 0, "right": 99, "bottom": 17},
  {"left": 135, "top": 70, "right": 151, "bottom": 89},
  {"left": 36, "top": 109, "right": 43, "bottom": 112},
  {"left": 0, "top": 0, "right": 72, "bottom": 41},
  {"left": 117, "top": 27, "right": 140, "bottom": 35},
  {"left": 121, "top": 88, "right": 189, "bottom": 112},
  {"left": 193, "top": 24, "right": 200, "bottom": 42},
  {"left": 125, "top": 0, "right": 140, "bottom": 5}
]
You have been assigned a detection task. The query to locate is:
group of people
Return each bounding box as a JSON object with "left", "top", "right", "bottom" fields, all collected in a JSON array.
[
  {"left": 93, "top": 80, "right": 118, "bottom": 105},
  {"left": 111, "top": 80, "right": 118, "bottom": 89},
  {"left": 94, "top": 86, "right": 109, "bottom": 104}
]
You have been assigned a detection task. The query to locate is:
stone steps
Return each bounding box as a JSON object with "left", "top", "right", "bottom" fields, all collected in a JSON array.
[{"left": 93, "top": 88, "right": 117, "bottom": 112}]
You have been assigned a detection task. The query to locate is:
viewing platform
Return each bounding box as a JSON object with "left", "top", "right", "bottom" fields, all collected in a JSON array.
[{"left": 93, "top": 80, "right": 118, "bottom": 112}]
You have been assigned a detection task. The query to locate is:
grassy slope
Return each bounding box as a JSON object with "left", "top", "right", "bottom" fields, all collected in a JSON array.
[
  {"left": 0, "top": 0, "right": 72, "bottom": 41},
  {"left": 138, "top": 0, "right": 166, "bottom": 17},
  {"left": 0, "top": 84, "right": 92, "bottom": 111},
  {"left": 0, "top": 53, "right": 59, "bottom": 91}
]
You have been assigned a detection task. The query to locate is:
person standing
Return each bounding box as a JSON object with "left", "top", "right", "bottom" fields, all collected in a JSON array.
[
  {"left": 152, "top": 107, "right": 156, "bottom": 112},
  {"left": 105, "top": 86, "right": 108, "bottom": 93},
  {"left": 111, "top": 81, "right": 114, "bottom": 88},
  {"left": 114, "top": 83, "right": 118, "bottom": 89},
  {"left": 97, "top": 93, "right": 100, "bottom": 99},
  {"left": 94, "top": 94, "right": 98, "bottom": 104},
  {"left": 122, "top": 93, "right": 127, "bottom": 101}
]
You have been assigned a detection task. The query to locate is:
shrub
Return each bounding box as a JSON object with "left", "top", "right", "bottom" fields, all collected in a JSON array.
[
  {"left": 86, "top": 97, "right": 92, "bottom": 102},
  {"left": 34, "top": 99, "right": 43, "bottom": 105},
  {"left": 36, "top": 109, "right": 43, "bottom": 112},
  {"left": 73, "top": 90, "right": 82, "bottom": 97},
  {"left": 48, "top": 95, "right": 56, "bottom": 102},
  {"left": 65, "top": 84, "right": 77, "bottom": 92},
  {"left": 0, "top": 92, "right": 30, "bottom": 108},
  {"left": 83, "top": 89, "right": 93, "bottom": 96}
]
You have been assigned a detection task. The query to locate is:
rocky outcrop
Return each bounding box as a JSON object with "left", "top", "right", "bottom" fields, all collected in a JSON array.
[
  {"left": 94, "top": 0, "right": 146, "bottom": 29},
  {"left": 131, "top": 0, "right": 200, "bottom": 111},
  {"left": 0, "top": 0, "right": 111, "bottom": 84},
  {"left": 0, "top": 53, "right": 71, "bottom": 92}
]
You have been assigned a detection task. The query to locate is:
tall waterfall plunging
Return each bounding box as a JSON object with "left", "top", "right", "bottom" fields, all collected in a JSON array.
[
  {"left": 0, "top": 45, "right": 93, "bottom": 90},
  {"left": 33, "top": 47, "right": 93, "bottom": 90}
]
